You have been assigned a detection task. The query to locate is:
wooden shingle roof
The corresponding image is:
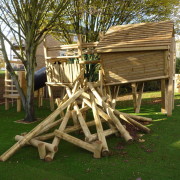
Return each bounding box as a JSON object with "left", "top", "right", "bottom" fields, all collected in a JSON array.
[{"left": 97, "top": 21, "right": 174, "bottom": 53}]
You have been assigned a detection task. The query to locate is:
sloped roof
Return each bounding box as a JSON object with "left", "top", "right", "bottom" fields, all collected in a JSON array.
[{"left": 97, "top": 21, "right": 174, "bottom": 53}]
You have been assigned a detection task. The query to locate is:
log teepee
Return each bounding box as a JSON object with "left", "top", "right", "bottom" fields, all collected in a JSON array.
[{"left": 0, "top": 76, "right": 152, "bottom": 162}]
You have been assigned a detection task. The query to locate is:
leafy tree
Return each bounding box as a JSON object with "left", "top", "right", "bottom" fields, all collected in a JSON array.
[
  {"left": 53, "top": 0, "right": 179, "bottom": 81},
  {"left": 0, "top": 0, "right": 69, "bottom": 122},
  {"left": 54, "top": 0, "right": 179, "bottom": 43}
]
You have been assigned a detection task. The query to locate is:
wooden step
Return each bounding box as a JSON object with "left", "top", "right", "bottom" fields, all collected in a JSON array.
[{"left": 3, "top": 94, "right": 20, "bottom": 99}]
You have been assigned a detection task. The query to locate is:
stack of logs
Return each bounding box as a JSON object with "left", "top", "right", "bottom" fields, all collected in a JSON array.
[{"left": 0, "top": 80, "right": 152, "bottom": 162}]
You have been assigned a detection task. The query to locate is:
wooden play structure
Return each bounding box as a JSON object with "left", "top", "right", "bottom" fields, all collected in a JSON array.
[
  {"left": 0, "top": 21, "right": 176, "bottom": 162},
  {"left": 43, "top": 35, "right": 99, "bottom": 111},
  {"left": 97, "top": 21, "right": 176, "bottom": 116},
  {"left": 3, "top": 61, "right": 25, "bottom": 112},
  {"left": 4, "top": 61, "right": 44, "bottom": 111}
]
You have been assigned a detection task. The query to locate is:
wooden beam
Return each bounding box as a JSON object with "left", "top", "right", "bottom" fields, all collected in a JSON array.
[
  {"left": 54, "top": 130, "right": 102, "bottom": 158},
  {"left": 90, "top": 93, "right": 109, "bottom": 156}
]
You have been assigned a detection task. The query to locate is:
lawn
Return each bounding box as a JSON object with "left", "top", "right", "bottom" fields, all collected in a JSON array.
[
  {"left": 0, "top": 70, "right": 5, "bottom": 74},
  {"left": 0, "top": 92, "right": 180, "bottom": 180}
]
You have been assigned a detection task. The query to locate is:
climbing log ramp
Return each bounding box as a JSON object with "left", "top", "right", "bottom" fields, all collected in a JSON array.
[{"left": 0, "top": 79, "right": 152, "bottom": 162}]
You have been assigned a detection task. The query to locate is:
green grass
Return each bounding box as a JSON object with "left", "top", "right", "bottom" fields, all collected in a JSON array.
[
  {"left": 0, "top": 93, "right": 180, "bottom": 180},
  {"left": 0, "top": 70, "right": 5, "bottom": 74},
  {"left": 0, "top": 70, "right": 5, "bottom": 77}
]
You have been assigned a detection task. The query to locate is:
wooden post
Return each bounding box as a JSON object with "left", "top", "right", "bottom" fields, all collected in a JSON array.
[
  {"left": 166, "top": 37, "right": 175, "bottom": 116},
  {"left": 4, "top": 70, "right": 9, "bottom": 110},
  {"left": 77, "top": 34, "right": 84, "bottom": 85},
  {"left": 38, "top": 143, "right": 46, "bottom": 160},
  {"left": 161, "top": 79, "right": 167, "bottom": 114},
  {"left": 17, "top": 98, "right": 21, "bottom": 112},
  {"left": 131, "top": 83, "right": 137, "bottom": 112},
  {"left": 135, "top": 82, "right": 144, "bottom": 113},
  {"left": 90, "top": 93, "right": 109, "bottom": 156},
  {"left": 111, "top": 85, "right": 120, "bottom": 109},
  {"left": 43, "top": 38, "right": 55, "bottom": 111}
]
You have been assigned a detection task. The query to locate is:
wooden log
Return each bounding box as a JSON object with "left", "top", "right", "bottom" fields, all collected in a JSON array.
[
  {"left": 45, "top": 109, "right": 71, "bottom": 162},
  {"left": 114, "top": 110, "right": 152, "bottom": 122},
  {"left": 54, "top": 130, "right": 102, "bottom": 158},
  {"left": 87, "top": 82, "right": 133, "bottom": 142},
  {"left": 135, "top": 83, "right": 144, "bottom": 113},
  {"left": 131, "top": 83, "right": 138, "bottom": 112},
  {"left": 47, "top": 86, "right": 55, "bottom": 111},
  {"left": 82, "top": 94, "right": 119, "bottom": 134},
  {"left": 37, "top": 118, "right": 63, "bottom": 137},
  {"left": 73, "top": 102, "right": 94, "bottom": 142},
  {"left": 106, "top": 107, "right": 133, "bottom": 141},
  {"left": 90, "top": 94, "right": 109, "bottom": 156},
  {"left": 14, "top": 135, "right": 57, "bottom": 152},
  {"left": 71, "top": 108, "right": 79, "bottom": 126},
  {"left": 89, "top": 129, "right": 119, "bottom": 141},
  {"left": 66, "top": 87, "right": 94, "bottom": 142},
  {"left": 38, "top": 143, "right": 46, "bottom": 159},
  {"left": 55, "top": 98, "right": 65, "bottom": 118},
  {"left": 35, "top": 132, "right": 55, "bottom": 141},
  {"left": 0, "top": 89, "right": 84, "bottom": 162},
  {"left": 111, "top": 85, "right": 120, "bottom": 109},
  {"left": 125, "top": 116, "right": 150, "bottom": 133}
]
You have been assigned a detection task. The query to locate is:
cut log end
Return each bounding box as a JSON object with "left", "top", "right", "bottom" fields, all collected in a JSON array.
[
  {"left": 0, "top": 157, "right": 4, "bottom": 162},
  {"left": 101, "top": 150, "right": 110, "bottom": 157},
  {"left": 44, "top": 156, "right": 53, "bottom": 162}
]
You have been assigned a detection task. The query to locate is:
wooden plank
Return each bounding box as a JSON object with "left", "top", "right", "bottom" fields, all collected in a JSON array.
[
  {"left": 105, "top": 75, "right": 169, "bottom": 86},
  {"left": 97, "top": 46, "right": 169, "bottom": 53},
  {"left": 46, "top": 56, "right": 80, "bottom": 59},
  {"left": 79, "top": 60, "right": 100, "bottom": 64}
]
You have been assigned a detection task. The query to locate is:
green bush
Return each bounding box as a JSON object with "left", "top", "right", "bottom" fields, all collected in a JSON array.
[{"left": 176, "top": 57, "right": 180, "bottom": 74}]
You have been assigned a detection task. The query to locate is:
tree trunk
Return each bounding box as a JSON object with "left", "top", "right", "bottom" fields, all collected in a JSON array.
[{"left": 24, "top": 47, "right": 36, "bottom": 122}]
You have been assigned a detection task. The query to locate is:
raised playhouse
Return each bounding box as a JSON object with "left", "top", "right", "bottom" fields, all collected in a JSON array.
[
  {"left": 0, "top": 21, "right": 176, "bottom": 161},
  {"left": 96, "top": 20, "right": 176, "bottom": 116}
]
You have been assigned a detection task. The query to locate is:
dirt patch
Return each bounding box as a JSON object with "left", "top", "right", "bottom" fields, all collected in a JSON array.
[{"left": 15, "top": 118, "right": 42, "bottom": 124}]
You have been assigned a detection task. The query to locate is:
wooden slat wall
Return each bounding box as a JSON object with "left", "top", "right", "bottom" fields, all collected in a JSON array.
[
  {"left": 46, "top": 61, "right": 81, "bottom": 83},
  {"left": 102, "top": 50, "right": 166, "bottom": 83}
]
